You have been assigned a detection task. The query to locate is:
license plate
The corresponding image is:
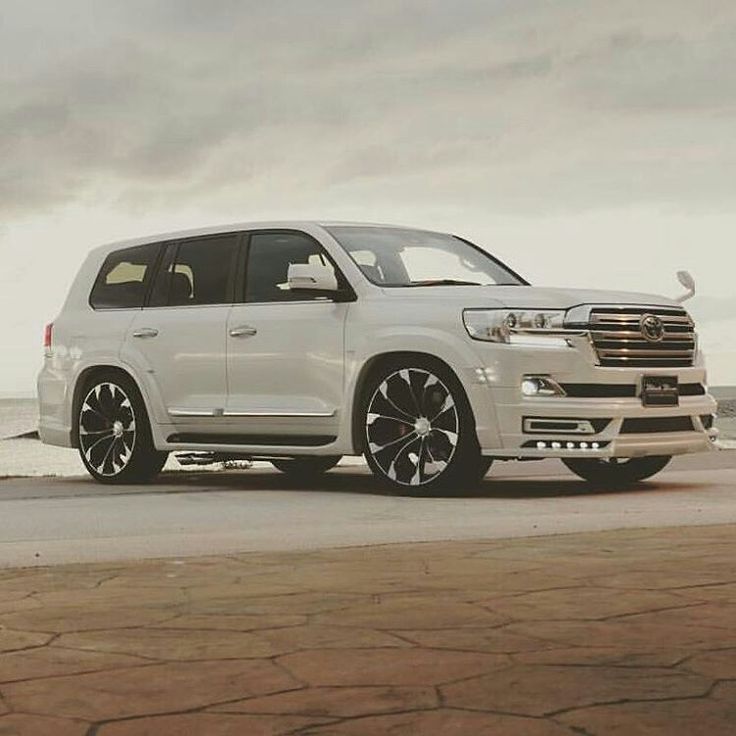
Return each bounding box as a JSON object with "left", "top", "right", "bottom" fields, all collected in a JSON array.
[{"left": 641, "top": 376, "right": 679, "bottom": 406}]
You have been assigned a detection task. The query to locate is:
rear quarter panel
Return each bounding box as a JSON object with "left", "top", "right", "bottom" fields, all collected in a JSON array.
[{"left": 37, "top": 249, "right": 142, "bottom": 446}]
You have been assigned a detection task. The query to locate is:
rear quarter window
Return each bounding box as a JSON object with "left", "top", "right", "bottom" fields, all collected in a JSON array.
[{"left": 90, "top": 243, "right": 162, "bottom": 309}]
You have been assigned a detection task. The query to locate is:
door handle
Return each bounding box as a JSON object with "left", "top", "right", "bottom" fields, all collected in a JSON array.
[
  {"left": 132, "top": 328, "right": 159, "bottom": 338},
  {"left": 229, "top": 325, "right": 258, "bottom": 338}
]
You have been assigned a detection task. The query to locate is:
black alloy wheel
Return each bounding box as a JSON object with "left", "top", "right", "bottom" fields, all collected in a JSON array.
[
  {"left": 77, "top": 372, "right": 168, "bottom": 484},
  {"left": 362, "top": 360, "right": 489, "bottom": 493}
]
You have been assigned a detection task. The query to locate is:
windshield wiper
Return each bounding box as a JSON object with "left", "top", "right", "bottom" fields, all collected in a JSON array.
[{"left": 405, "top": 279, "right": 483, "bottom": 287}]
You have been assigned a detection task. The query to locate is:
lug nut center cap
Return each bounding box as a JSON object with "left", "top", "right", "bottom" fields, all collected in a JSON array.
[
  {"left": 112, "top": 420, "right": 124, "bottom": 438},
  {"left": 414, "top": 417, "right": 431, "bottom": 437}
]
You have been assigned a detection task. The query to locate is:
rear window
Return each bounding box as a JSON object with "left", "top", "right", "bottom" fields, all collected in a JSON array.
[{"left": 90, "top": 243, "right": 161, "bottom": 309}]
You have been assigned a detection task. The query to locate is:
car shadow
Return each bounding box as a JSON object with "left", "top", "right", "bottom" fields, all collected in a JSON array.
[{"left": 142, "top": 464, "right": 694, "bottom": 500}]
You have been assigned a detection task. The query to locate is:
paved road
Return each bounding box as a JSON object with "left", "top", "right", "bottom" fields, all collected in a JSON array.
[{"left": 1, "top": 451, "right": 734, "bottom": 568}]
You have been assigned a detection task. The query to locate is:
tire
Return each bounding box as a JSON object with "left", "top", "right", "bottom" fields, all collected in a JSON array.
[
  {"left": 77, "top": 371, "right": 168, "bottom": 484},
  {"left": 563, "top": 456, "right": 672, "bottom": 487},
  {"left": 271, "top": 456, "right": 341, "bottom": 477},
  {"left": 361, "top": 358, "right": 485, "bottom": 494}
]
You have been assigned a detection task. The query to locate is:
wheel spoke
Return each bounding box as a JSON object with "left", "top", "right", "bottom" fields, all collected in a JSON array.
[
  {"left": 410, "top": 438, "right": 425, "bottom": 485},
  {"left": 429, "top": 393, "right": 455, "bottom": 422},
  {"left": 366, "top": 412, "right": 414, "bottom": 427},
  {"left": 378, "top": 381, "right": 417, "bottom": 422},
  {"left": 81, "top": 402, "right": 110, "bottom": 424},
  {"left": 121, "top": 430, "right": 135, "bottom": 452},
  {"left": 413, "top": 437, "right": 437, "bottom": 485},
  {"left": 386, "top": 435, "right": 422, "bottom": 483},
  {"left": 369, "top": 429, "right": 418, "bottom": 454},
  {"left": 111, "top": 436, "right": 132, "bottom": 473},
  {"left": 87, "top": 435, "right": 115, "bottom": 471},
  {"left": 401, "top": 368, "right": 426, "bottom": 417},
  {"left": 424, "top": 441, "right": 448, "bottom": 476},
  {"left": 421, "top": 376, "right": 449, "bottom": 416},
  {"left": 430, "top": 427, "right": 458, "bottom": 446},
  {"left": 99, "top": 434, "right": 118, "bottom": 474},
  {"left": 83, "top": 432, "right": 115, "bottom": 457},
  {"left": 80, "top": 427, "right": 114, "bottom": 437}
]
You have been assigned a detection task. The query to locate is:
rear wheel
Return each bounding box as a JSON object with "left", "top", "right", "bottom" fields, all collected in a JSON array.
[
  {"left": 361, "top": 358, "right": 486, "bottom": 494},
  {"left": 271, "top": 456, "right": 341, "bottom": 477},
  {"left": 77, "top": 372, "right": 168, "bottom": 484},
  {"left": 563, "top": 456, "right": 671, "bottom": 487}
]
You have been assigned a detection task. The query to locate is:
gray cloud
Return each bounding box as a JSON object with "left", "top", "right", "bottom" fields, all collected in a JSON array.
[
  {"left": 1, "top": 0, "right": 736, "bottom": 218},
  {"left": 569, "top": 29, "right": 736, "bottom": 111},
  {"left": 2, "top": 0, "right": 736, "bottom": 395}
]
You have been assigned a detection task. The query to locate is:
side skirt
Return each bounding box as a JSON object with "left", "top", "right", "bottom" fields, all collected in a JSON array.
[{"left": 166, "top": 433, "right": 337, "bottom": 447}]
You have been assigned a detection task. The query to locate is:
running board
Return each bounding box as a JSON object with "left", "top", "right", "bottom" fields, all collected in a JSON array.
[{"left": 167, "top": 433, "right": 337, "bottom": 447}]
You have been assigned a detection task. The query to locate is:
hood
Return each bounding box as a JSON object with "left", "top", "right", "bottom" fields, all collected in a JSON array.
[
  {"left": 382, "top": 285, "right": 680, "bottom": 311},
  {"left": 480, "top": 286, "right": 680, "bottom": 310}
]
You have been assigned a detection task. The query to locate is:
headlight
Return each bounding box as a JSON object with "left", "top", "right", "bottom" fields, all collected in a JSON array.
[{"left": 463, "top": 309, "right": 567, "bottom": 344}]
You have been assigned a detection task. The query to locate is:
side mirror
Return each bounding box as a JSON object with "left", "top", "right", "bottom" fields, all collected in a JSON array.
[
  {"left": 287, "top": 263, "right": 339, "bottom": 293},
  {"left": 675, "top": 270, "right": 696, "bottom": 303}
]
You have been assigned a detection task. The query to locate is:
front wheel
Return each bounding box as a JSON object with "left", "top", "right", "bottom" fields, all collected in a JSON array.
[
  {"left": 361, "top": 359, "right": 485, "bottom": 494},
  {"left": 563, "top": 456, "right": 671, "bottom": 487},
  {"left": 77, "top": 372, "right": 168, "bottom": 484}
]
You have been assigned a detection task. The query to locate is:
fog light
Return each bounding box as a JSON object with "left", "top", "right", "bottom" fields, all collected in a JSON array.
[{"left": 521, "top": 376, "right": 566, "bottom": 397}]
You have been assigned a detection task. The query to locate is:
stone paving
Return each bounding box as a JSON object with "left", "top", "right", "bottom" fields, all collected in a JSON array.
[{"left": 0, "top": 525, "right": 734, "bottom": 734}]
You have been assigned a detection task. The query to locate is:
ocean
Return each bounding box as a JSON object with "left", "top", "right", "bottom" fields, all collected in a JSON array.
[
  {"left": 0, "top": 398, "right": 184, "bottom": 477},
  {"left": 1, "top": 396, "right": 735, "bottom": 479}
]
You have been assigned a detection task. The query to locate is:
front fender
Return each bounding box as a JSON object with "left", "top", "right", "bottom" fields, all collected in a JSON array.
[{"left": 342, "top": 325, "right": 501, "bottom": 452}]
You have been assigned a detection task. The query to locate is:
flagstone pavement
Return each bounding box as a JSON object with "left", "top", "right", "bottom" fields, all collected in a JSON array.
[{"left": 0, "top": 524, "right": 734, "bottom": 735}]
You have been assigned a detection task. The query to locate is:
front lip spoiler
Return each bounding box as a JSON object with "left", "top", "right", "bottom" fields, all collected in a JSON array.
[{"left": 484, "top": 430, "right": 718, "bottom": 459}]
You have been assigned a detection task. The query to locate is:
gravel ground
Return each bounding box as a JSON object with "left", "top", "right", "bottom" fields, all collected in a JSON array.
[{"left": 0, "top": 525, "right": 735, "bottom": 735}]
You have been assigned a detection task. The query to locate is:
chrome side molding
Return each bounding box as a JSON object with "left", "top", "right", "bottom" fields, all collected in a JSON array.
[
  {"left": 222, "top": 409, "right": 336, "bottom": 418},
  {"left": 168, "top": 408, "right": 336, "bottom": 418}
]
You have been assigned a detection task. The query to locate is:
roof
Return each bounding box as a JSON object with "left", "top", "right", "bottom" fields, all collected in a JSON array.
[{"left": 90, "top": 220, "right": 439, "bottom": 257}]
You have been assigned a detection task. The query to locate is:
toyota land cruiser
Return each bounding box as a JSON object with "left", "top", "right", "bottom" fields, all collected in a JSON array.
[{"left": 38, "top": 222, "right": 718, "bottom": 492}]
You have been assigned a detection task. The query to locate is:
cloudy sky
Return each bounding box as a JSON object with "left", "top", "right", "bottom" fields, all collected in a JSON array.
[{"left": 1, "top": 0, "right": 735, "bottom": 394}]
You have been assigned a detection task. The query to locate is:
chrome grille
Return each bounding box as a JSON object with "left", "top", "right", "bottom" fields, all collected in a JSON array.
[{"left": 588, "top": 307, "right": 696, "bottom": 368}]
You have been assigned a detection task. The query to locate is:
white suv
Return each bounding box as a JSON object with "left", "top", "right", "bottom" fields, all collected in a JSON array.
[{"left": 38, "top": 222, "right": 718, "bottom": 492}]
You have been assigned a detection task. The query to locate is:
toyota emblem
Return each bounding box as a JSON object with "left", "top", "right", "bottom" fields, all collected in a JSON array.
[{"left": 640, "top": 314, "right": 665, "bottom": 342}]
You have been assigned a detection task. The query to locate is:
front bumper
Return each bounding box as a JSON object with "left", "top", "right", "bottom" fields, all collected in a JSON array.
[
  {"left": 487, "top": 388, "right": 718, "bottom": 459},
  {"left": 467, "top": 339, "right": 718, "bottom": 459}
]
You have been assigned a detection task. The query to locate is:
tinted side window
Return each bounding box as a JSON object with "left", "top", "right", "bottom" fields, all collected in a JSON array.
[
  {"left": 90, "top": 243, "right": 161, "bottom": 309},
  {"left": 148, "top": 235, "right": 238, "bottom": 307},
  {"left": 245, "top": 232, "right": 335, "bottom": 303}
]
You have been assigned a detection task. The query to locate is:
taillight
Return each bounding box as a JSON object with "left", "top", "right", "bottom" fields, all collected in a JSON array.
[{"left": 43, "top": 323, "right": 53, "bottom": 352}]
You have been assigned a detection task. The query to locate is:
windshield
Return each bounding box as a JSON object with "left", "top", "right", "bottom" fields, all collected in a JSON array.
[{"left": 325, "top": 226, "right": 526, "bottom": 287}]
